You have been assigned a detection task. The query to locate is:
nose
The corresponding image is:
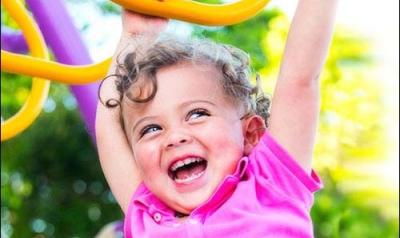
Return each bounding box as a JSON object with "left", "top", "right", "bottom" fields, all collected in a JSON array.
[{"left": 164, "top": 130, "right": 192, "bottom": 149}]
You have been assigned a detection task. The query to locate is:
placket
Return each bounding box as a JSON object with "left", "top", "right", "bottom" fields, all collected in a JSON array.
[{"left": 184, "top": 216, "right": 205, "bottom": 238}]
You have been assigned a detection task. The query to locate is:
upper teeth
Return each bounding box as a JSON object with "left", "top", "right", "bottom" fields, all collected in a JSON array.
[{"left": 170, "top": 158, "right": 203, "bottom": 172}]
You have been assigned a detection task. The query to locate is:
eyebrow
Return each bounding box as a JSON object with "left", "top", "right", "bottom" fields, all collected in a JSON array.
[
  {"left": 130, "top": 99, "right": 216, "bottom": 135},
  {"left": 131, "top": 116, "right": 158, "bottom": 137},
  {"left": 179, "top": 99, "right": 216, "bottom": 108}
]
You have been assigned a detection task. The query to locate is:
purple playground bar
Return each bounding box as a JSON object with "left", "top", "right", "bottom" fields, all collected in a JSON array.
[
  {"left": 1, "top": 0, "right": 123, "bottom": 235},
  {"left": 26, "top": 0, "right": 100, "bottom": 142}
]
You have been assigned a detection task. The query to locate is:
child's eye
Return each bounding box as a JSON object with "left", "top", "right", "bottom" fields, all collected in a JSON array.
[
  {"left": 186, "top": 108, "right": 210, "bottom": 121},
  {"left": 140, "top": 124, "right": 162, "bottom": 138}
]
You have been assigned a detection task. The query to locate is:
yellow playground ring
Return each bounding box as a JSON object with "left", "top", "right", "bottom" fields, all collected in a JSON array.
[
  {"left": 1, "top": 0, "right": 272, "bottom": 83},
  {"left": 1, "top": 0, "right": 50, "bottom": 141},
  {"left": 2, "top": 51, "right": 111, "bottom": 84},
  {"left": 111, "top": 0, "right": 271, "bottom": 26},
  {"left": 1, "top": 0, "right": 271, "bottom": 141}
]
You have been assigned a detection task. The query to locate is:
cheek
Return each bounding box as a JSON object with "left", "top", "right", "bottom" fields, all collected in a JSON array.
[
  {"left": 219, "top": 122, "right": 244, "bottom": 147},
  {"left": 133, "top": 142, "right": 160, "bottom": 173},
  {"left": 199, "top": 122, "right": 245, "bottom": 154},
  {"left": 212, "top": 136, "right": 243, "bottom": 152}
]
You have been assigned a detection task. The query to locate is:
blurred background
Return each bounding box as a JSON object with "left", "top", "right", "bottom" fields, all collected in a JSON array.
[{"left": 1, "top": 0, "right": 398, "bottom": 237}]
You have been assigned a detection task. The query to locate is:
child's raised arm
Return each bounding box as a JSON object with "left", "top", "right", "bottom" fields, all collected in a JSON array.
[
  {"left": 268, "top": 0, "right": 338, "bottom": 173},
  {"left": 95, "top": 10, "right": 168, "bottom": 213}
]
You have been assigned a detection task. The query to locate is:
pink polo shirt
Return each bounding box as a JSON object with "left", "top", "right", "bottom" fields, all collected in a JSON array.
[{"left": 124, "top": 131, "right": 322, "bottom": 237}]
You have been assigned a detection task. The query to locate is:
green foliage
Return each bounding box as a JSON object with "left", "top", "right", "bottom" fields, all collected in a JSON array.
[
  {"left": 95, "top": 0, "right": 121, "bottom": 15},
  {"left": 1, "top": 83, "right": 122, "bottom": 237},
  {"left": 312, "top": 170, "right": 398, "bottom": 238},
  {"left": 193, "top": 9, "right": 280, "bottom": 71},
  {"left": 1, "top": 73, "right": 32, "bottom": 118},
  {"left": 1, "top": 4, "right": 398, "bottom": 238},
  {"left": 195, "top": 10, "right": 398, "bottom": 238}
]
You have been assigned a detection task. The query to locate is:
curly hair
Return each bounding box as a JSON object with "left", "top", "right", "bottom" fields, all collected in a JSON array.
[{"left": 99, "top": 35, "right": 270, "bottom": 126}]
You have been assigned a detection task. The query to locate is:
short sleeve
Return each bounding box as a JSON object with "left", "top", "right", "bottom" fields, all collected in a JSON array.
[{"left": 248, "top": 131, "right": 322, "bottom": 208}]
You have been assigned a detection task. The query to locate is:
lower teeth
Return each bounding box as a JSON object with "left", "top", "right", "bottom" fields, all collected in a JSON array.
[{"left": 174, "top": 171, "right": 205, "bottom": 184}]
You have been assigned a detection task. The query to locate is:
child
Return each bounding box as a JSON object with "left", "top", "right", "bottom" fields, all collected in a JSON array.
[{"left": 96, "top": 0, "right": 338, "bottom": 237}]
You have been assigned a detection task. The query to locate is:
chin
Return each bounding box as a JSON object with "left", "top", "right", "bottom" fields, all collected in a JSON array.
[{"left": 172, "top": 188, "right": 213, "bottom": 213}]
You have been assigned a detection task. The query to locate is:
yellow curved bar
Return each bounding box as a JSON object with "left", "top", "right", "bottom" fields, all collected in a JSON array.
[
  {"left": 1, "top": 0, "right": 50, "bottom": 141},
  {"left": 1, "top": 0, "right": 271, "bottom": 141},
  {"left": 0, "top": 0, "right": 272, "bottom": 85},
  {"left": 111, "top": 0, "right": 271, "bottom": 26},
  {"left": 1, "top": 51, "right": 111, "bottom": 84}
]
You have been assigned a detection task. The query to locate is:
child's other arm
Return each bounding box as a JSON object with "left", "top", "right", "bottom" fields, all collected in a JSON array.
[
  {"left": 96, "top": 10, "right": 167, "bottom": 213},
  {"left": 268, "top": 0, "right": 338, "bottom": 173}
]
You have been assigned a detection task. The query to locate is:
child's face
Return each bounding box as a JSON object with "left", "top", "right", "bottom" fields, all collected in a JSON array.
[{"left": 123, "top": 63, "right": 250, "bottom": 214}]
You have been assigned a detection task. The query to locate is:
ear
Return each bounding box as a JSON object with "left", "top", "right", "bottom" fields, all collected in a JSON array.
[{"left": 242, "top": 115, "right": 266, "bottom": 155}]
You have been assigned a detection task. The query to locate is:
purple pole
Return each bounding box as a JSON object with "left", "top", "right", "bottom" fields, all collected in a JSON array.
[
  {"left": 1, "top": 26, "right": 28, "bottom": 53},
  {"left": 26, "top": 0, "right": 99, "bottom": 142}
]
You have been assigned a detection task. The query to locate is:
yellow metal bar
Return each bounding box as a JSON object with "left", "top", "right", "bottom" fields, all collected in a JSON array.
[
  {"left": 1, "top": 0, "right": 50, "bottom": 141},
  {"left": 0, "top": 0, "right": 272, "bottom": 83},
  {"left": 111, "top": 0, "right": 271, "bottom": 26},
  {"left": 1, "top": 0, "right": 272, "bottom": 141},
  {"left": 1, "top": 51, "right": 111, "bottom": 84},
  {"left": 1, "top": 0, "right": 272, "bottom": 84}
]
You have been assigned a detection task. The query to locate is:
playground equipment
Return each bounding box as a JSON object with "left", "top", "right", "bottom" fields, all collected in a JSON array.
[
  {"left": 2, "top": 51, "right": 111, "bottom": 84},
  {"left": 1, "top": 0, "right": 50, "bottom": 141},
  {"left": 108, "top": 0, "right": 270, "bottom": 26},
  {"left": 1, "top": 0, "right": 270, "bottom": 141},
  {"left": 1, "top": 0, "right": 269, "bottom": 141}
]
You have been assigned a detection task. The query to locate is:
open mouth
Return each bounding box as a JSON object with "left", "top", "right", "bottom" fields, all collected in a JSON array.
[{"left": 168, "top": 157, "right": 207, "bottom": 184}]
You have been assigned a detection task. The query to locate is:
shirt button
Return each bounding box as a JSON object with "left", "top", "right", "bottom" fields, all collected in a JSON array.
[{"left": 153, "top": 212, "right": 162, "bottom": 222}]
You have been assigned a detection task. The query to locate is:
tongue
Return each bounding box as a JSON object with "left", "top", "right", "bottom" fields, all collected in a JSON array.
[{"left": 175, "top": 163, "right": 206, "bottom": 180}]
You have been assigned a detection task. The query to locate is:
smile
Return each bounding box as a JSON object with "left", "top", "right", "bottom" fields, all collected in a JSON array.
[{"left": 168, "top": 157, "right": 207, "bottom": 184}]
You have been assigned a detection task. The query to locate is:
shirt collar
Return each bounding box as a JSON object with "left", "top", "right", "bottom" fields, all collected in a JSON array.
[{"left": 133, "top": 156, "right": 250, "bottom": 220}]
